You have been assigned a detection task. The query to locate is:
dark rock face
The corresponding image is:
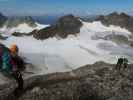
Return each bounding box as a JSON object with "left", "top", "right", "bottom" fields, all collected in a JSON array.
[
  {"left": 12, "top": 30, "right": 35, "bottom": 37},
  {"left": 104, "top": 34, "right": 130, "bottom": 45},
  {"left": 1, "top": 62, "right": 133, "bottom": 100},
  {"left": 56, "top": 14, "right": 82, "bottom": 36},
  {"left": 96, "top": 12, "right": 133, "bottom": 34},
  {"left": 33, "top": 14, "right": 82, "bottom": 40},
  {"left": 33, "top": 26, "right": 57, "bottom": 39},
  {"left": 0, "top": 13, "right": 7, "bottom": 27},
  {"left": 12, "top": 32, "right": 25, "bottom": 37},
  {"left": 94, "top": 33, "right": 129, "bottom": 44},
  {"left": 0, "top": 35, "right": 8, "bottom": 40},
  {"left": 5, "top": 16, "right": 37, "bottom": 28},
  {"left": 91, "top": 31, "right": 133, "bottom": 46}
]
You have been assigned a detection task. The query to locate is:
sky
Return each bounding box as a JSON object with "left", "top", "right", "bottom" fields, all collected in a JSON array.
[{"left": 0, "top": 0, "right": 132, "bottom": 16}]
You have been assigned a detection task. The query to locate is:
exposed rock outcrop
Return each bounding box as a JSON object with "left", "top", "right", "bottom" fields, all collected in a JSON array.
[
  {"left": 92, "top": 32, "right": 131, "bottom": 45},
  {"left": 12, "top": 30, "right": 35, "bottom": 37},
  {"left": 0, "top": 35, "right": 8, "bottom": 40},
  {"left": 33, "top": 14, "right": 83, "bottom": 39},
  {"left": 96, "top": 12, "right": 133, "bottom": 34},
  {"left": 1, "top": 62, "right": 133, "bottom": 100}
]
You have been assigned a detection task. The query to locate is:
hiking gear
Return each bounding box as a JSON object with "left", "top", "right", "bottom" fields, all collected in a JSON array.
[
  {"left": 2, "top": 50, "right": 12, "bottom": 73},
  {"left": 116, "top": 58, "right": 128, "bottom": 71},
  {"left": 123, "top": 58, "right": 128, "bottom": 63},
  {"left": 116, "top": 58, "right": 123, "bottom": 70},
  {"left": 0, "top": 43, "right": 24, "bottom": 96},
  {"left": 0, "top": 44, "right": 17, "bottom": 73},
  {"left": 117, "top": 58, "right": 123, "bottom": 64}
]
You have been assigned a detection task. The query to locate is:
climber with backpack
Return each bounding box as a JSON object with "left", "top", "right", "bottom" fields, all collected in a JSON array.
[
  {"left": 116, "top": 57, "right": 128, "bottom": 71},
  {"left": 0, "top": 43, "right": 24, "bottom": 96},
  {"left": 10, "top": 44, "right": 25, "bottom": 71},
  {"left": 123, "top": 58, "right": 128, "bottom": 69},
  {"left": 116, "top": 58, "right": 123, "bottom": 70}
]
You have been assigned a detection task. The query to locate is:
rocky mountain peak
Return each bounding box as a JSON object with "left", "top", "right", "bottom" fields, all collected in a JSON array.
[
  {"left": 120, "top": 12, "right": 130, "bottom": 18},
  {"left": 0, "top": 13, "right": 7, "bottom": 27},
  {"left": 108, "top": 12, "right": 118, "bottom": 17},
  {"left": 96, "top": 12, "right": 133, "bottom": 33},
  {"left": 5, "top": 16, "right": 37, "bottom": 28},
  {"left": 33, "top": 14, "right": 82, "bottom": 39}
]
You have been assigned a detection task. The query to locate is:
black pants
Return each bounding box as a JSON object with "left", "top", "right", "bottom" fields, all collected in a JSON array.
[
  {"left": 12, "top": 55, "right": 25, "bottom": 71},
  {"left": 116, "top": 58, "right": 123, "bottom": 70},
  {"left": 12, "top": 71, "right": 23, "bottom": 90}
]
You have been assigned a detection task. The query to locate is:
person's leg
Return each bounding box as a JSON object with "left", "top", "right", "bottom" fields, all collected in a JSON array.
[
  {"left": 123, "top": 63, "right": 127, "bottom": 69},
  {"left": 116, "top": 58, "right": 122, "bottom": 70},
  {"left": 12, "top": 71, "right": 23, "bottom": 96},
  {"left": 13, "top": 72, "right": 23, "bottom": 90},
  {"left": 17, "top": 71, "right": 23, "bottom": 90},
  {"left": 116, "top": 62, "right": 121, "bottom": 71},
  {"left": 120, "top": 58, "right": 124, "bottom": 71},
  {"left": 116, "top": 59, "right": 120, "bottom": 70},
  {"left": 123, "top": 58, "right": 128, "bottom": 69}
]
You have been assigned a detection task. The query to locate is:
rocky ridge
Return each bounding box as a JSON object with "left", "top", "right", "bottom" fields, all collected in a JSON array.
[
  {"left": 0, "top": 62, "right": 133, "bottom": 100},
  {"left": 4, "top": 16, "right": 37, "bottom": 28},
  {"left": 33, "top": 14, "right": 83, "bottom": 39},
  {"left": 0, "top": 13, "right": 7, "bottom": 27},
  {"left": 96, "top": 12, "right": 133, "bottom": 34}
]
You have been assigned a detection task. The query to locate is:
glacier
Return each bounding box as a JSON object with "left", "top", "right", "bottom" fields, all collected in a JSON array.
[{"left": 0, "top": 20, "right": 133, "bottom": 75}]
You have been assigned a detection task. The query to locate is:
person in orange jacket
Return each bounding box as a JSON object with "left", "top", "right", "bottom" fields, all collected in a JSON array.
[
  {"left": 9, "top": 44, "right": 24, "bottom": 95},
  {"left": 0, "top": 43, "right": 24, "bottom": 96}
]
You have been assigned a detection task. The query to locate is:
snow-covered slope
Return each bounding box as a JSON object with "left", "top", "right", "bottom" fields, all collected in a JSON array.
[
  {"left": 1, "top": 20, "right": 133, "bottom": 75},
  {"left": 0, "top": 22, "right": 49, "bottom": 35}
]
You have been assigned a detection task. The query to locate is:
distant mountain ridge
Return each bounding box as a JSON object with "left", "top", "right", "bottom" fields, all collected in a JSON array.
[
  {"left": 0, "top": 12, "right": 37, "bottom": 28},
  {"left": 11, "top": 14, "right": 83, "bottom": 38},
  {"left": 95, "top": 12, "right": 133, "bottom": 34},
  {"left": 33, "top": 14, "right": 82, "bottom": 39},
  {"left": 5, "top": 16, "right": 37, "bottom": 28},
  {"left": 33, "top": 12, "right": 133, "bottom": 40},
  {"left": 0, "top": 13, "right": 7, "bottom": 27},
  {"left": 11, "top": 12, "right": 133, "bottom": 41},
  {"left": 1, "top": 12, "right": 133, "bottom": 41}
]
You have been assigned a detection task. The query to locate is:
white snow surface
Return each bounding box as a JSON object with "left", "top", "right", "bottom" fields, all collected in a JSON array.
[
  {"left": 1, "top": 21, "right": 133, "bottom": 76},
  {"left": 0, "top": 22, "right": 49, "bottom": 35}
]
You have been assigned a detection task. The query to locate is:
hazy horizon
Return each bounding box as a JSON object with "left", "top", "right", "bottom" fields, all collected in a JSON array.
[{"left": 0, "top": 0, "right": 132, "bottom": 16}]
